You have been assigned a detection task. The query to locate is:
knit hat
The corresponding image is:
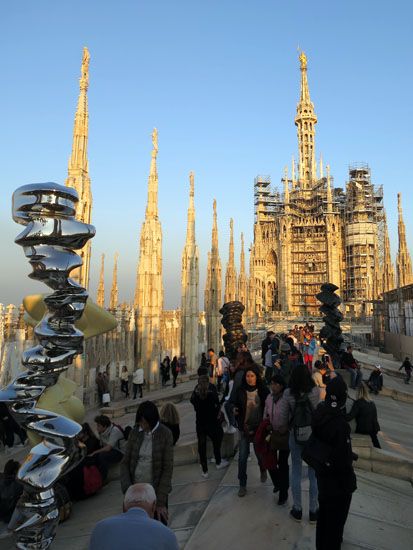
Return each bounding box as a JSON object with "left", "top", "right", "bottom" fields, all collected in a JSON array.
[{"left": 325, "top": 375, "right": 347, "bottom": 408}]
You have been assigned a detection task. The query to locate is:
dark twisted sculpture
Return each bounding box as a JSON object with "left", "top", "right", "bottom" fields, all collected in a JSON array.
[
  {"left": 219, "top": 301, "right": 248, "bottom": 359},
  {"left": 316, "top": 283, "right": 344, "bottom": 368},
  {"left": 0, "top": 183, "right": 95, "bottom": 549}
]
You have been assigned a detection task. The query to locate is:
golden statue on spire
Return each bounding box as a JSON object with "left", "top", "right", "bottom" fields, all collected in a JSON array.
[{"left": 299, "top": 50, "right": 307, "bottom": 69}]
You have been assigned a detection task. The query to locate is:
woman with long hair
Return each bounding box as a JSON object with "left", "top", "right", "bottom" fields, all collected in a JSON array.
[
  {"left": 190, "top": 375, "right": 229, "bottom": 478},
  {"left": 346, "top": 383, "right": 381, "bottom": 448},
  {"left": 230, "top": 366, "right": 269, "bottom": 497},
  {"left": 279, "top": 365, "right": 320, "bottom": 522},
  {"left": 160, "top": 403, "right": 180, "bottom": 445},
  {"left": 264, "top": 374, "right": 290, "bottom": 505}
]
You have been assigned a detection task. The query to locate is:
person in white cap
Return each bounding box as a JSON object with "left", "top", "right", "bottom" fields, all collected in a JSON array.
[{"left": 367, "top": 365, "right": 383, "bottom": 394}]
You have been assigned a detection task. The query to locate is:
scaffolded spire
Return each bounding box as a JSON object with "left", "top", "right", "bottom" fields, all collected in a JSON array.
[
  {"left": 382, "top": 212, "right": 395, "bottom": 292},
  {"left": 224, "top": 218, "right": 238, "bottom": 302},
  {"left": 66, "top": 47, "right": 92, "bottom": 289},
  {"left": 110, "top": 252, "right": 119, "bottom": 310},
  {"left": 96, "top": 253, "right": 105, "bottom": 308},
  {"left": 396, "top": 193, "right": 413, "bottom": 287},
  {"left": 295, "top": 51, "right": 317, "bottom": 185},
  {"left": 181, "top": 171, "right": 199, "bottom": 371},
  {"left": 326, "top": 164, "right": 332, "bottom": 213}
]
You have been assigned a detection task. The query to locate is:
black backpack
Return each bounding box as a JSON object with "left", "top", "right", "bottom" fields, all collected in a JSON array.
[{"left": 292, "top": 393, "right": 313, "bottom": 444}]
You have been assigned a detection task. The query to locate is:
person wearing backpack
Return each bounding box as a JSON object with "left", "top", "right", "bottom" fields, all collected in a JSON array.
[
  {"left": 311, "top": 376, "right": 357, "bottom": 550},
  {"left": 279, "top": 365, "right": 320, "bottom": 522}
]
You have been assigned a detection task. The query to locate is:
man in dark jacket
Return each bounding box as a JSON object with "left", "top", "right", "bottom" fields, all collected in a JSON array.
[
  {"left": 311, "top": 376, "right": 357, "bottom": 550},
  {"left": 261, "top": 331, "right": 275, "bottom": 365},
  {"left": 367, "top": 365, "right": 383, "bottom": 394}
]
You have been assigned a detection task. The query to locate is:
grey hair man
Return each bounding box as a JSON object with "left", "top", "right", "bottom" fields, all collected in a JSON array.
[{"left": 89, "top": 483, "right": 178, "bottom": 550}]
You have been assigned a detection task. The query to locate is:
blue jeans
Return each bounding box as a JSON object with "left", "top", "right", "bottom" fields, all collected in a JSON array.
[
  {"left": 289, "top": 432, "right": 318, "bottom": 513},
  {"left": 348, "top": 368, "right": 362, "bottom": 389},
  {"left": 238, "top": 432, "right": 262, "bottom": 487}
]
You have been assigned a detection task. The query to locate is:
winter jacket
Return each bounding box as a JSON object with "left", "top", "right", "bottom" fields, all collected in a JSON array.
[
  {"left": 263, "top": 392, "right": 284, "bottom": 431},
  {"left": 312, "top": 403, "right": 357, "bottom": 497},
  {"left": 190, "top": 385, "right": 221, "bottom": 430},
  {"left": 346, "top": 399, "right": 380, "bottom": 434},
  {"left": 120, "top": 423, "right": 173, "bottom": 506},
  {"left": 278, "top": 387, "right": 320, "bottom": 430}
]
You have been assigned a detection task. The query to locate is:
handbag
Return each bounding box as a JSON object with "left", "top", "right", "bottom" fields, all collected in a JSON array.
[
  {"left": 270, "top": 430, "right": 289, "bottom": 451},
  {"left": 302, "top": 433, "right": 333, "bottom": 474},
  {"left": 102, "top": 392, "right": 111, "bottom": 404},
  {"left": 83, "top": 465, "right": 103, "bottom": 496}
]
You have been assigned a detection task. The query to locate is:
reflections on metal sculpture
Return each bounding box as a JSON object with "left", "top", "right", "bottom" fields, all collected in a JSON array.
[
  {"left": 220, "top": 301, "right": 248, "bottom": 360},
  {"left": 0, "top": 183, "right": 95, "bottom": 548},
  {"left": 316, "top": 283, "right": 344, "bottom": 368}
]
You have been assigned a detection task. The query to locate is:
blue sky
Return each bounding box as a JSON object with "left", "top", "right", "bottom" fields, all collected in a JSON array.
[{"left": 1, "top": 1, "right": 412, "bottom": 308}]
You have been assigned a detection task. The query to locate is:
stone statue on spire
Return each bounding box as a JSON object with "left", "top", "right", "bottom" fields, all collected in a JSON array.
[
  {"left": 152, "top": 128, "right": 158, "bottom": 155},
  {"left": 299, "top": 51, "right": 307, "bottom": 69}
]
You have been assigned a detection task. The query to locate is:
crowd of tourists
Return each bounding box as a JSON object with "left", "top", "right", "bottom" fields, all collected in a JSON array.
[{"left": 2, "top": 323, "right": 410, "bottom": 550}]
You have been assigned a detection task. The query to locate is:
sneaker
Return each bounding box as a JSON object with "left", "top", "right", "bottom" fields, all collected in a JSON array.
[
  {"left": 209, "top": 457, "right": 216, "bottom": 463},
  {"left": 201, "top": 471, "right": 209, "bottom": 479},
  {"left": 260, "top": 470, "right": 268, "bottom": 483},
  {"left": 290, "top": 508, "right": 302, "bottom": 522},
  {"left": 238, "top": 486, "right": 247, "bottom": 497},
  {"left": 309, "top": 510, "right": 318, "bottom": 524},
  {"left": 272, "top": 484, "right": 280, "bottom": 494},
  {"left": 216, "top": 459, "right": 229, "bottom": 470}
]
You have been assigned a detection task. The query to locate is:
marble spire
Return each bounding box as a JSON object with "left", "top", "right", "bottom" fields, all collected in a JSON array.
[
  {"left": 396, "top": 193, "right": 413, "bottom": 287},
  {"left": 237, "top": 233, "right": 248, "bottom": 309},
  {"left": 204, "top": 199, "right": 222, "bottom": 353},
  {"left": 65, "top": 47, "right": 92, "bottom": 289},
  {"left": 110, "top": 252, "right": 119, "bottom": 311},
  {"left": 295, "top": 51, "right": 317, "bottom": 185},
  {"left": 134, "top": 129, "right": 164, "bottom": 384},
  {"left": 224, "top": 218, "right": 238, "bottom": 302},
  {"left": 382, "top": 212, "right": 395, "bottom": 293},
  {"left": 96, "top": 253, "right": 105, "bottom": 308},
  {"left": 180, "top": 171, "right": 199, "bottom": 371}
]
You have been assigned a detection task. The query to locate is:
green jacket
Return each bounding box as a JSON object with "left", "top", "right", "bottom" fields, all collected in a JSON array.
[{"left": 120, "top": 423, "right": 173, "bottom": 506}]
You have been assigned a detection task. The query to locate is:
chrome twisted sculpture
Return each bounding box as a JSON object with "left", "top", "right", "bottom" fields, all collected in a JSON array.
[{"left": 0, "top": 183, "right": 95, "bottom": 549}]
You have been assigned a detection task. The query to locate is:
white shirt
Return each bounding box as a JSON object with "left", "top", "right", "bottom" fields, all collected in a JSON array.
[{"left": 133, "top": 368, "right": 144, "bottom": 384}]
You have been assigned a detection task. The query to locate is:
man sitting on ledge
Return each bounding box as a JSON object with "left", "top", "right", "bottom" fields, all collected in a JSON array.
[
  {"left": 340, "top": 346, "right": 362, "bottom": 389},
  {"left": 89, "top": 483, "right": 178, "bottom": 550}
]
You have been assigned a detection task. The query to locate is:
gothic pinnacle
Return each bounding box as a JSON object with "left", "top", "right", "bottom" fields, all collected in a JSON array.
[
  {"left": 145, "top": 128, "right": 159, "bottom": 219},
  {"left": 97, "top": 253, "right": 105, "bottom": 307},
  {"left": 110, "top": 252, "right": 119, "bottom": 310},
  {"left": 396, "top": 192, "right": 413, "bottom": 287}
]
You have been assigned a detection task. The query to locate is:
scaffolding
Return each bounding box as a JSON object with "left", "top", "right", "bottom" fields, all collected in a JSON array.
[{"left": 344, "top": 163, "right": 384, "bottom": 314}]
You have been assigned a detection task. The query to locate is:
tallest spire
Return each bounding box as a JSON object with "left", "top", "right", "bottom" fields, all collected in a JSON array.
[
  {"left": 66, "top": 47, "right": 92, "bottom": 289},
  {"left": 295, "top": 51, "right": 317, "bottom": 184}
]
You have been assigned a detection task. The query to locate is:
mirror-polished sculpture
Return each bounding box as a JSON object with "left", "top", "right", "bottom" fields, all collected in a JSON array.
[{"left": 0, "top": 183, "right": 95, "bottom": 549}]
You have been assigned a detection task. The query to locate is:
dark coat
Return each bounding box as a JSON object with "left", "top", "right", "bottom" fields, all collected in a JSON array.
[
  {"left": 120, "top": 423, "right": 173, "bottom": 506},
  {"left": 190, "top": 385, "right": 221, "bottom": 430},
  {"left": 229, "top": 383, "right": 269, "bottom": 430},
  {"left": 312, "top": 403, "right": 357, "bottom": 498},
  {"left": 346, "top": 399, "right": 380, "bottom": 434}
]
